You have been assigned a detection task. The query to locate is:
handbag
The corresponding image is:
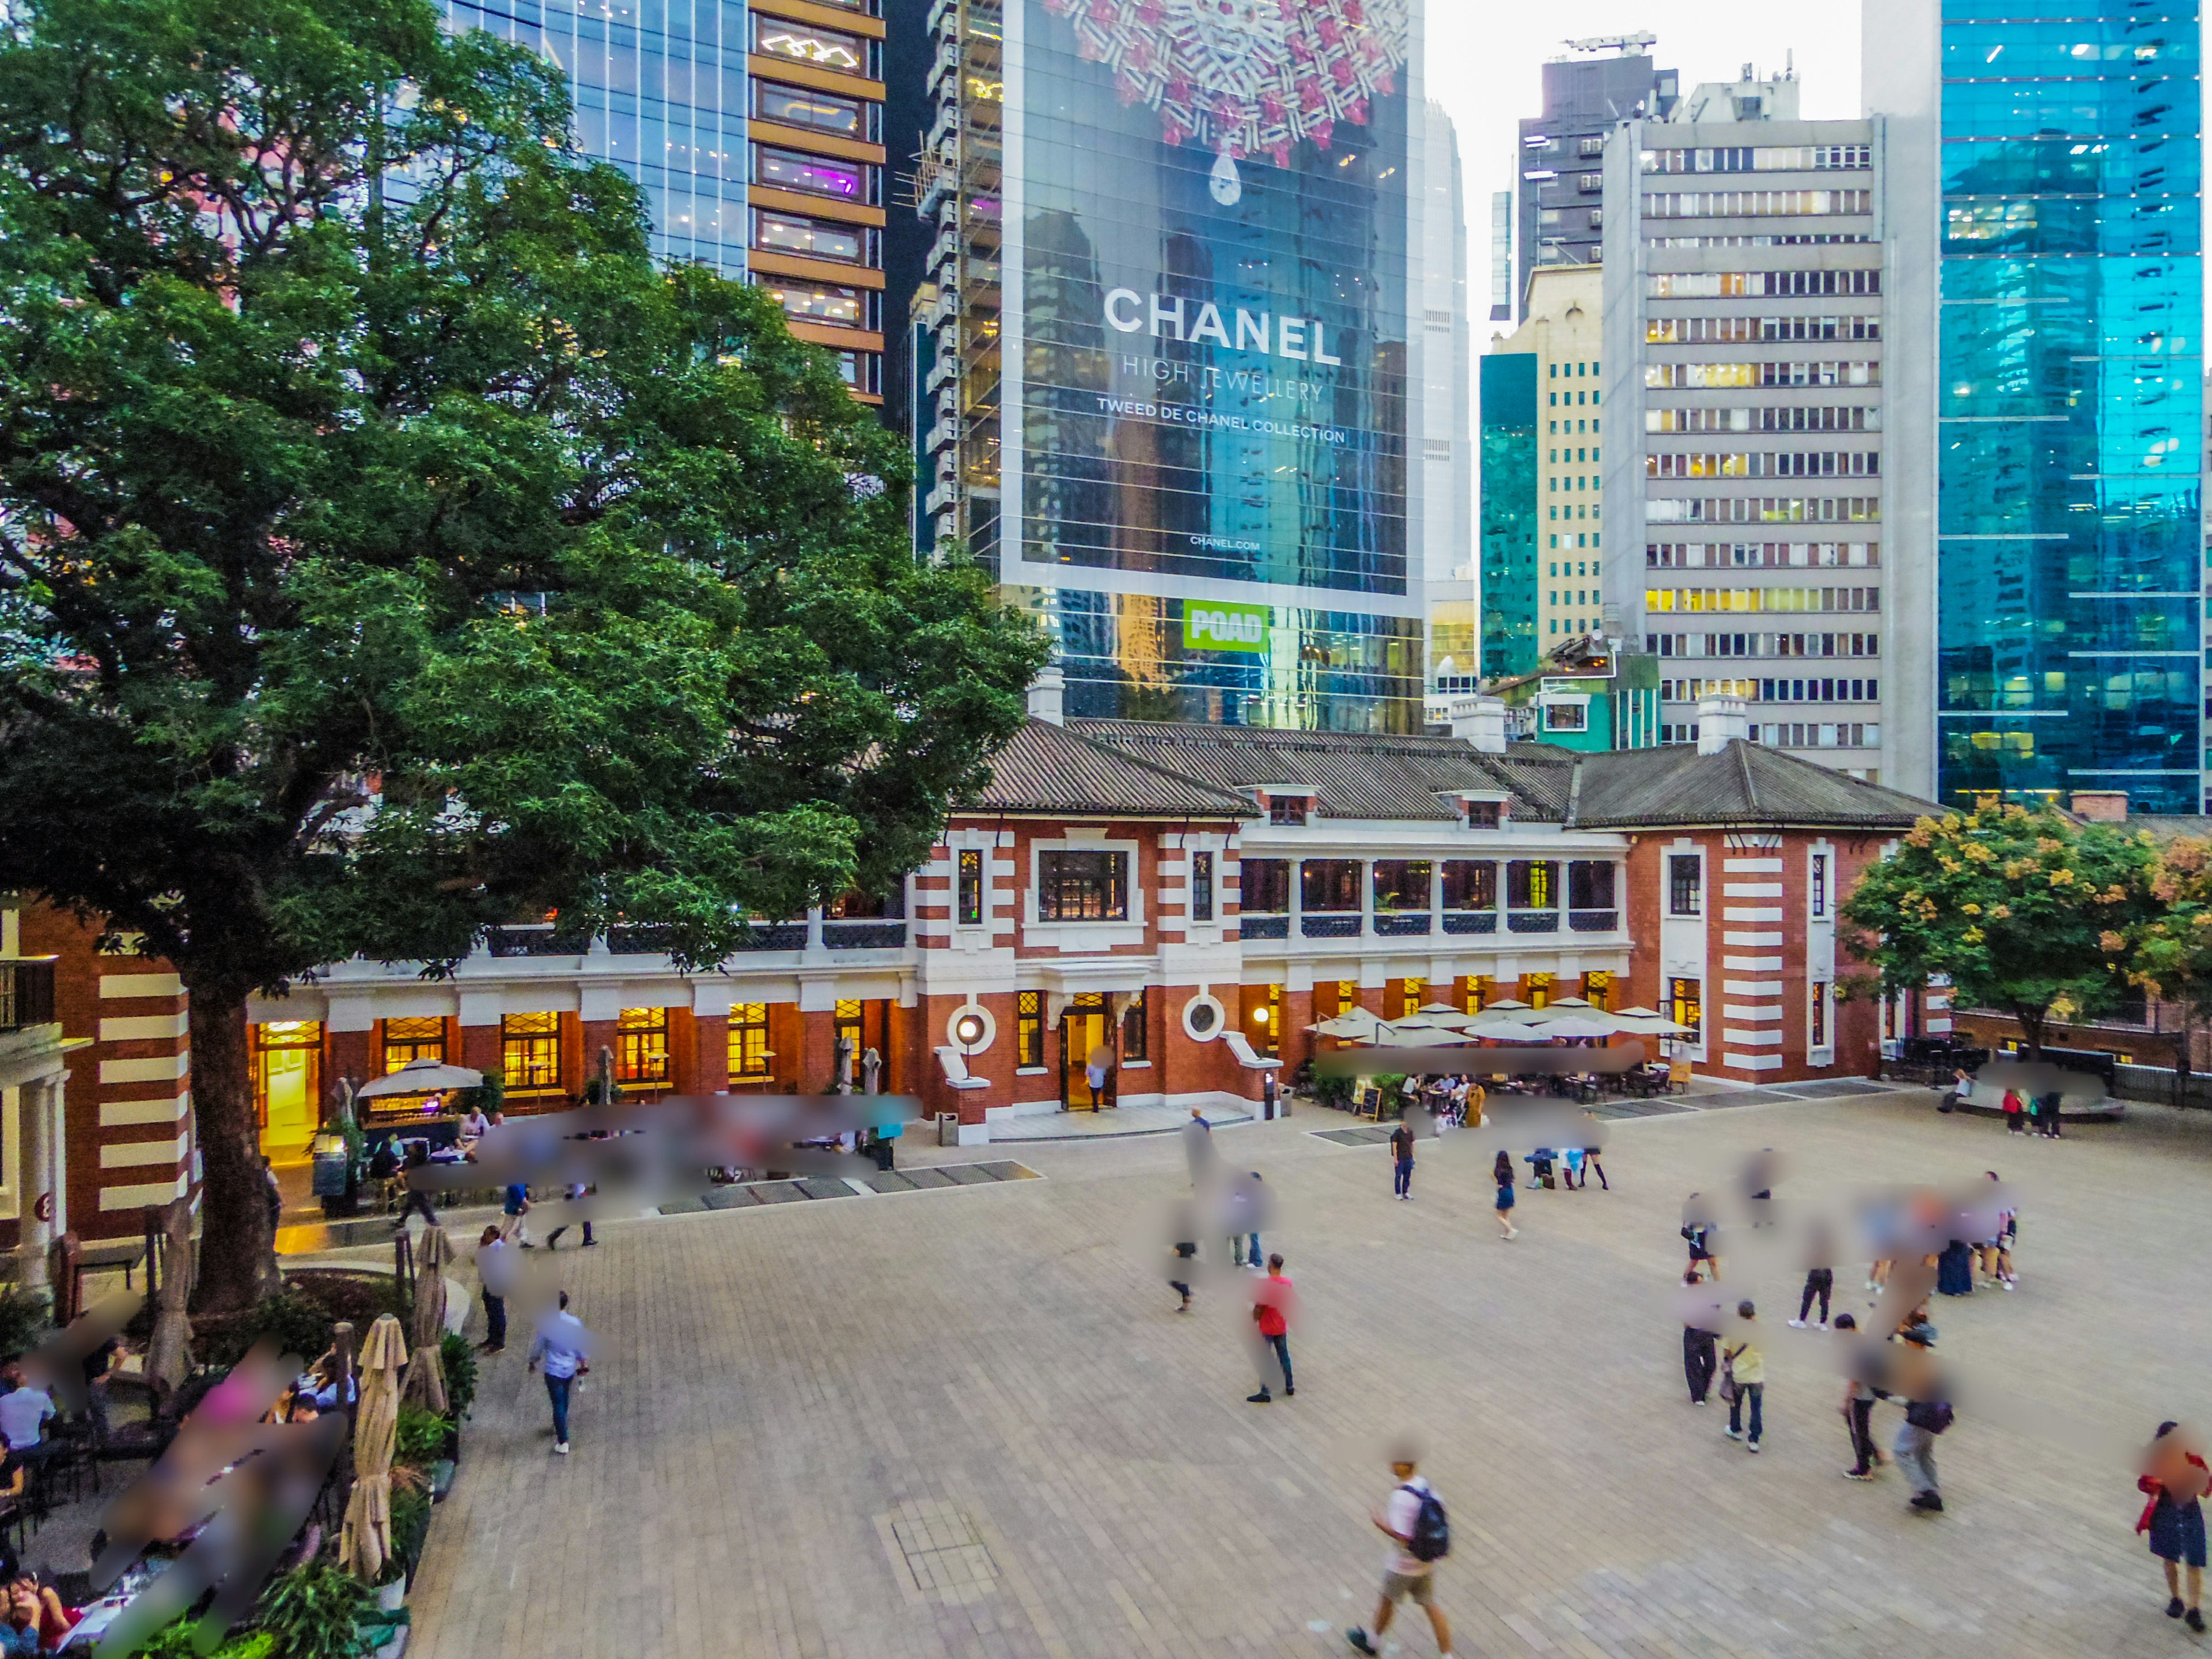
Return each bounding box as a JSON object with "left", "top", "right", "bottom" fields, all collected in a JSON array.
[{"left": 1718, "top": 1352, "right": 1740, "bottom": 1406}]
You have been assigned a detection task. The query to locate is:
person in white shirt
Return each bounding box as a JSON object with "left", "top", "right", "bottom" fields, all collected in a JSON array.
[
  {"left": 0, "top": 1362, "right": 54, "bottom": 1453},
  {"left": 527, "top": 1291, "right": 591, "bottom": 1455},
  {"left": 1346, "top": 1446, "right": 1455, "bottom": 1658}
]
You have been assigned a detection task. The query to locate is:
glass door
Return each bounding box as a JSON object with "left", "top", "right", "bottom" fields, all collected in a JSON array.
[{"left": 1062, "top": 994, "right": 1110, "bottom": 1109}]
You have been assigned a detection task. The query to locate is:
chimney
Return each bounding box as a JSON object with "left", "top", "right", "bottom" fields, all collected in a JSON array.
[
  {"left": 2070, "top": 789, "right": 2128, "bottom": 823},
  {"left": 1449, "top": 695, "right": 1509, "bottom": 754},
  {"left": 1696, "top": 692, "right": 1749, "bottom": 756},
  {"left": 1027, "top": 664, "right": 1065, "bottom": 725}
]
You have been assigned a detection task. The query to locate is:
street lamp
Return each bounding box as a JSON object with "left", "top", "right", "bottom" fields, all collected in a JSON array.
[{"left": 953, "top": 1010, "right": 986, "bottom": 1056}]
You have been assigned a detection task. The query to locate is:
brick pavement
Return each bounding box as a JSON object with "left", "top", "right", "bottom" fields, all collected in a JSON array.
[{"left": 406, "top": 1092, "right": 2212, "bottom": 1659}]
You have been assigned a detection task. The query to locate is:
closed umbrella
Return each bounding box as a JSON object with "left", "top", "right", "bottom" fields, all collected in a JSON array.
[
  {"left": 402, "top": 1227, "right": 451, "bottom": 1415},
  {"left": 341, "top": 1314, "right": 410, "bottom": 1583},
  {"left": 357, "top": 1058, "right": 484, "bottom": 1100}
]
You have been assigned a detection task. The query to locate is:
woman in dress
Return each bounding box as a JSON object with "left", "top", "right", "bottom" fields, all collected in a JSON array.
[{"left": 1493, "top": 1150, "right": 1517, "bottom": 1240}]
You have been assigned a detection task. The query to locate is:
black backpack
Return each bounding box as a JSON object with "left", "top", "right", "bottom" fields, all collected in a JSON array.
[
  {"left": 1906, "top": 1399, "right": 1955, "bottom": 1434},
  {"left": 1403, "top": 1484, "right": 1451, "bottom": 1562}
]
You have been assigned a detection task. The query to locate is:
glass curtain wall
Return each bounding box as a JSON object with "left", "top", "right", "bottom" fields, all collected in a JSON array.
[
  {"left": 1479, "top": 351, "right": 1540, "bottom": 675},
  {"left": 1937, "top": 4, "right": 2203, "bottom": 810}
]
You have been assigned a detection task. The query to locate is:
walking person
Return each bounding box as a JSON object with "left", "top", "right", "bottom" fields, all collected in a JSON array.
[
  {"left": 475, "top": 1225, "right": 512, "bottom": 1354},
  {"left": 2139, "top": 1421, "right": 2209, "bottom": 1630},
  {"left": 1493, "top": 1151, "right": 1518, "bottom": 1240},
  {"left": 527, "top": 1290, "right": 590, "bottom": 1455},
  {"left": 1682, "top": 1271, "right": 1718, "bottom": 1406},
  {"left": 1791, "top": 1265, "right": 1834, "bottom": 1330},
  {"left": 1580, "top": 1138, "right": 1608, "bottom": 1191},
  {"left": 1246, "top": 1253, "right": 1296, "bottom": 1403},
  {"left": 1391, "top": 1119, "right": 1416, "bottom": 1200},
  {"left": 389, "top": 1141, "right": 440, "bottom": 1231},
  {"left": 502, "top": 1180, "right": 533, "bottom": 1247},
  {"left": 1832, "top": 1314, "right": 1880, "bottom": 1478},
  {"left": 1346, "top": 1446, "right": 1457, "bottom": 1658},
  {"left": 1683, "top": 1198, "right": 1719, "bottom": 1281},
  {"left": 1237, "top": 1172, "right": 1266, "bottom": 1267},
  {"left": 1722, "top": 1301, "right": 1765, "bottom": 1452},
  {"left": 1167, "top": 1208, "right": 1198, "bottom": 1314},
  {"left": 544, "top": 1180, "right": 596, "bottom": 1249},
  {"left": 1892, "top": 1321, "right": 1949, "bottom": 1512},
  {"left": 2040, "top": 1088, "right": 2064, "bottom": 1138},
  {"left": 2002, "top": 1084, "right": 2025, "bottom": 1135}
]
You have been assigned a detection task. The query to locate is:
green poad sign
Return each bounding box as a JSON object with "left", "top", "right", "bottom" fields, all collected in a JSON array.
[{"left": 1182, "top": 600, "right": 1270, "bottom": 653}]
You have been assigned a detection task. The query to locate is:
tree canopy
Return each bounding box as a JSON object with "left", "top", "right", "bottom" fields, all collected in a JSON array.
[
  {"left": 0, "top": 0, "right": 1045, "bottom": 1307},
  {"left": 1839, "top": 802, "right": 2155, "bottom": 1055}
]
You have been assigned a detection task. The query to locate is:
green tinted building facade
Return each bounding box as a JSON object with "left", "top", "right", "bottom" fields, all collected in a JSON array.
[{"left": 1480, "top": 350, "right": 1540, "bottom": 676}]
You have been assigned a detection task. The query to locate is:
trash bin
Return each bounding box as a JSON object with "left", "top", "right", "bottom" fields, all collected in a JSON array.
[{"left": 937, "top": 1112, "right": 960, "bottom": 1147}]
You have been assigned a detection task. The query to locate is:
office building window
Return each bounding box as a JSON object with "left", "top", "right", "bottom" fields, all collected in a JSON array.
[
  {"left": 1442, "top": 860, "right": 1496, "bottom": 909},
  {"left": 753, "top": 144, "right": 868, "bottom": 202},
  {"left": 751, "top": 15, "right": 870, "bottom": 75},
  {"left": 1670, "top": 977, "right": 1703, "bottom": 1040},
  {"left": 752, "top": 209, "right": 866, "bottom": 264},
  {"left": 1241, "top": 858, "right": 1289, "bottom": 913},
  {"left": 382, "top": 1017, "right": 444, "bottom": 1074},
  {"left": 957, "top": 849, "right": 983, "bottom": 925},
  {"left": 616, "top": 1006, "right": 669, "bottom": 1084},
  {"left": 757, "top": 278, "right": 868, "bottom": 329},
  {"left": 1017, "top": 991, "right": 1045, "bottom": 1067},
  {"left": 1122, "top": 989, "right": 1149, "bottom": 1062},
  {"left": 1506, "top": 859, "right": 1555, "bottom": 908},
  {"left": 502, "top": 1012, "right": 561, "bottom": 1092},
  {"left": 754, "top": 81, "right": 867, "bottom": 138},
  {"left": 1191, "top": 851, "right": 1214, "bottom": 922},
  {"left": 1302, "top": 859, "right": 1361, "bottom": 911},
  {"left": 729, "top": 1004, "right": 771, "bottom": 1080},
  {"left": 1037, "top": 851, "right": 1129, "bottom": 921},
  {"left": 1373, "top": 859, "right": 1432, "bottom": 911},
  {"left": 1669, "top": 854, "right": 1702, "bottom": 915}
]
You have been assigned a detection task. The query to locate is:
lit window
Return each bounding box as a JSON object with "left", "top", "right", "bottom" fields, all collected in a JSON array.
[
  {"left": 754, "top": 145, "right": 865, "bottom": 200},
  {"left": 1122, "top": 988, "right": 1149, "bottom": 1062},
  {"left": 957, "top": 848, "right": 984, "bottom": 926},
  {"left": 382, "top": 1017, "right": 444, "bottom": 1074},
  {"left": 755, "top": 81, "right": 863, "bottom": 137},
  {"left": 616, "top": 1007, "right": 669, "bottom": 1084},
  {"left": 1191, "top": 851, "right": 1214, "bottom": 922},
  {"left": 1037, "top": 851, "right": 1128, "bottom": 921},
  {"left": 1671, "top": 977, "right": 1703, "bottom": 1040},
  {"left": 758, "top": 278, "right": 865, "bottom": 328},
  {"left": 728, "top": 1004, "right": 771, "bottom": 1079},
  {"left": 752, "top": 210, "right": 864, "bottom": 263},
  {"left": 501, "top": 1012, "right": 560, "bottom": 1092},
  {"left": 752, "top": 17, "right": 866, "bottom": 73},
  {"left": 1017, "top": 991, "right": 1044, "bottom": 1067}
]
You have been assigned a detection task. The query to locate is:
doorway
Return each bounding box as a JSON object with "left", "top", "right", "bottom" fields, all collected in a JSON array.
[
  {"left": 254, "top": 1021, "right": 324, "bottom": 1165},
  {"left": 1062, "top": 993, "right": 1112, "bottom": 1110}
]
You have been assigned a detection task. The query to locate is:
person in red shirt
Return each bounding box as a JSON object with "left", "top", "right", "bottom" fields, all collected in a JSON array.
[{"left": 1247, "top": 1254, "right": 1296, "bottom": 1403}]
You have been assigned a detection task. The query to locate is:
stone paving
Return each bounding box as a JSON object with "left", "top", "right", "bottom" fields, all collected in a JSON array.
[{"left": 405, "top": 1088, "right": 2212, "bottom": 1659}]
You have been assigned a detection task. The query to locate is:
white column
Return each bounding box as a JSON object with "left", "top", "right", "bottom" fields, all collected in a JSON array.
[
  {"left": 1287, "top": 859, "right": 1304, "bottom": 940},
  {"left": 1427, "top": 859, "right": 1445, "bottom": 940},
  {"left": 16, "top": 1075, "right": 55, "bottom": 1293},
  {"left": 1360, "top": 859, "right": 1375, "bottom": 939}
]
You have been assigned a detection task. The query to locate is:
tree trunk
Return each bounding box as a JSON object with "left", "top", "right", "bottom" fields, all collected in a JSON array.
[
  {"left": 184, "top": 978, "right": 282, "bottom": 1315},
  {"left": 2014, "top": 1005, "right": 2046, "bottom": 1062}
]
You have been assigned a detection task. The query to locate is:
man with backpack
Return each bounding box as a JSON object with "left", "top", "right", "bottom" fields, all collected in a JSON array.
[
  {"left": 1893, "top": 1321, "right": 1952, "bottom": 1512},
  {"left": 1347, "top": 1445, "right": 1457, "bottom": 1658},
  {"left": 1390, "top": 1119, "right": 1416, "bottom": 1200}
]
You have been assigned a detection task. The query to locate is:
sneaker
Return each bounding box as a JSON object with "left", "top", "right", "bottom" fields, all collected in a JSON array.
[
  {"left": 582, "top": 1237, "right": 598, "bottom": 1247},
  {"left": 1506, "top": 1226, "right": 1520, "bottom": 1239},
  {"left": 2167, "top": 1599, "right": 2186, "bottom": 1619},
  {"left": 479, "top": 1343, "right": 504, "bottom": 1354},
  {"left": 1843, "top": 1470, "right": 1875, "bottom": 1480},
  {"left": 1247, "top": 1390, "right": 1272, "bottom": 1404},
  {"left": 2187, "top": 1608, "right": 2205, "bottom": 1633},
  {"left": 1909, "top": 1493, "right": 1944, "bottom": 1513},
  {"left": 1346, "top": 1630, "right": 1380, "bottom": 1657},
  {"left": 1692, "top": 1397, "right": 1708, "bottom": 1406},
  {"left": 1285, "top": 1386, "right": 1296, "bottom": 1398},
  {"left": 1747, "top": 1441, "right": 1760, "bottom": 1454},
  {"left": 2000, "top": 1280, "right": 2014, "bottom": 1291},
  {"left": 1725, "top": 1428, "right": 1743, "bottom": 1440},
  {"left": 1787, "top": 1319, "right": 1806, "bottom": 1328},
  {"left": 554, "top": 1441, "right": 570, "bottom": 1456},
  {"left": 1816, "top": 1321, "right": 1830, "bottom": 1331}
]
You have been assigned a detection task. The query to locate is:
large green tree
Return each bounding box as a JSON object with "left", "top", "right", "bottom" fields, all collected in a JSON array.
[
  {"left": 0, "top": 0, "right": 1045, "bottom": 1310},
  {"left": 1839, "top": 802, "right": 2154, "bottom": 1057}
]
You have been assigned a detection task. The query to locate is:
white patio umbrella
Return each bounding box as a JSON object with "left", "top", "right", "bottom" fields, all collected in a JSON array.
[
  {"left": 1306, "top": 1009, "right": 1385, "bottom": 1040},
  {"left": 1464, "top": 1017, "right": 1552, "bottom": 1042},
  {"left": 1372, "top": 1024, "right": 1473, "bottom": 1048},
  {"left": 357, "top": 1057, "right": 485, "bottom": 1100},
  {"left": 1611, "top": 1013, "right": 1694, "bottom": 1035},
  {"left": 1533, "top": 1014, "right": 1620, "bottom": 1041},
  {"left": 1544, "top": 996, "right": 1594, "bottom": 1009},
  {"left": 1389, "top": 1010, "right": 1474, "bottom": 1032},
  {"left": 1483, "top": 998, "right": 1533, "bottom": 1011},
  {"left": 1611, "top": 1005, "right": 1664, "bottom": 1019},
  {"left": 1416, "top": 1002, "right": 1471, "bottom": 1016}
]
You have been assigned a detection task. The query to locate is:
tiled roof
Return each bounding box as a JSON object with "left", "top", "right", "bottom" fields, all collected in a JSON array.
[
  {"left": 967, "top": 719, "right": 1256, "bottom": 818},
  {"left": 1068, "top": 719, "right": 1935, "bottom": 832},
  {"left": 1070, "top": 719, "right": 1580, "bottom": 822},
  {"left": 1567, "top": 740, "right": 1933, "bottom": 830}
]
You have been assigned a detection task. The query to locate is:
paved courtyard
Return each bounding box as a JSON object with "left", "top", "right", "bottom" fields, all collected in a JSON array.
[{"left": 407, "top": 1089, "right": 2212, "bottom": 1659}]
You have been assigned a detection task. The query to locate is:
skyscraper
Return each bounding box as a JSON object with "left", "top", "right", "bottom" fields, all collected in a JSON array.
[
  {"left": 1870, "top": 0, "right": 2203, "bottom": 810},
  {"left": 450, "top": 0, "right": 891, "bottom": 402},
  {"left": 908, "top": 0, "right": 1463, "bottom": 732},
  {"left": 1511, "top": 38, "right": 1677, "bottom": 320},
  {"left": 1600, "top": 85, "right": 1892, "bottom": 778}
]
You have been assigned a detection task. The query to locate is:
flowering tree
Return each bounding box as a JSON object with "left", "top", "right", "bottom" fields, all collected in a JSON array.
[
  {"left": 1839, "top": 803, "right": 2155, "bottom": 1058},
  {"left": 2114, "top": 836, "right": 2212, "bottom": 1095}
]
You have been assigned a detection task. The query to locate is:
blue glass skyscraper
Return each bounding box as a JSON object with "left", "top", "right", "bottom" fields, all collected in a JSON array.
[{"left": 1871, "top": 1, "right": 2203, "bottom": 810}]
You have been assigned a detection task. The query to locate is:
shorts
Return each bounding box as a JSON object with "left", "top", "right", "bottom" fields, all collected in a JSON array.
[
  {"left": 2151, "top": 1499, "right": 2208, "bottom": 1569},
  {"left": 1381, "top": 1569, "right": 1435, "bottom": 1606}
]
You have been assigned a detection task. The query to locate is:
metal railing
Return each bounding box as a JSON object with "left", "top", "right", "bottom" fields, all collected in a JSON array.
[
  {"left": 0, "top": 958, "right": 56, "bottom": 1031},
  {"left": 1301, "top": 914, "right": 1361, "bottom": 938},
  {"left": 1568, "top": 910, "right": 1619, "bottom": 932},
  {"left": 1506, "top": 911, "right": 1561, "bottom": 933},
  {"left": 822, "top": 921, "right": 907, "bottom": 950},
  {"left": 1374, "top": 913, "right": 1432, "bottom": 936},
  {"left": 1442, "top": 911, "right": 1498, "bottom": 934},
  {"left": 486, "top": 926, "right": 590, "bottom": 959},
  {"left": 1238, "top": 914, "right": 1289, "bottom": 939}
]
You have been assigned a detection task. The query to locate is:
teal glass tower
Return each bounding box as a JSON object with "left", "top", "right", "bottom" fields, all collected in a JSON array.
[
  {"left": 1929, "top": 3, "right": 2203, "bottom": 809},
  {"left": 1479, "top": 351, "right": 1540, "bottom": 677}
]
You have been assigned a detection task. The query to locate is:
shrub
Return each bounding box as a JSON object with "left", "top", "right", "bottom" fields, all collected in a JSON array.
[
  {"left": 387, "top": 1484, "right": 432, "bottom": 1581},
  {"left": 254, "top": 1562, "right": 379, "bottom": 1659},
  {"left": 1313, "top": 1073, "right": 1354, "bottom": 1111},
  {"left": 439, "top": 1331, "right": 478, "bottom": 1422},
  {"left": 199, "top": 1290, "right": 334, "bottom": 1370},
  {"left": 393, "top": 1403, "right": 447, "bottom": 1471},
  {"left": 0, "top": 1287, "right": 51, "bottom": 1359},
  {"left": 282, "top": 1271, "right": 404, "bottom": 1332}
]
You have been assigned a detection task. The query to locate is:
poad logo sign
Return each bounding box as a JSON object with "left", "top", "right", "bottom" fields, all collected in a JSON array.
[{"left": 1183, "top": 601, "right": 1270, "bottom": 653}]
